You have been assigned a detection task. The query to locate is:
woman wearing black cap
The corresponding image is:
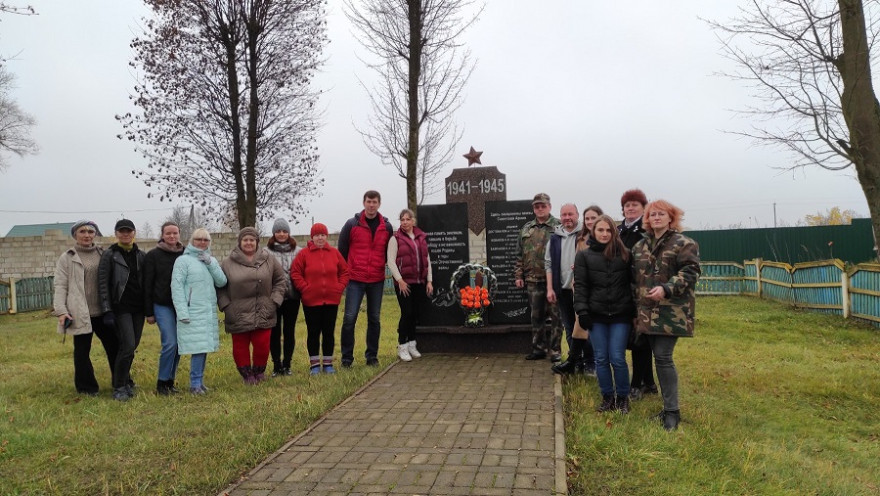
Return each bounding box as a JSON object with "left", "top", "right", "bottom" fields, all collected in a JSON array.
[
  {"left": 53, "top": 220, "right": 119, "bottom": 396},
  {"left": 98, "top": 219, "right": 147, "bottom": 401}
]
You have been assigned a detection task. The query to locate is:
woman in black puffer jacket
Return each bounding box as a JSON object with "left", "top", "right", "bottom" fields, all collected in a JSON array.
[{"left": 573, "top": 214, "right": 635, "bottom": 414}]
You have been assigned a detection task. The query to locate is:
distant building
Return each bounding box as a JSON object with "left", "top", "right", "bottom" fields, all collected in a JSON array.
[{"left": 4, "top": 222, "right": 103, "bottom": 238}]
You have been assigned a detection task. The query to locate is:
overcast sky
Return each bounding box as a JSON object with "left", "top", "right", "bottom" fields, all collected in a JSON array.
[{"left": 0, "top": 0, "right": 870, "bottom": 238}]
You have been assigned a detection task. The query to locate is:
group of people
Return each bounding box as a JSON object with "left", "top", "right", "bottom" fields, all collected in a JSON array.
[
  {"left": 516, "top": 190, "right": 700, "bottom": 430},
  {"left": 52, "top": 190, "right": 431, "bottom": 400},
  {"left": 52, "top": 187, "right": 698, "bottom": 430}
]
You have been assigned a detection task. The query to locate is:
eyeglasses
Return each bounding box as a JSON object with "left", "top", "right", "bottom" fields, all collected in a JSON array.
[
  {"left": 77, "top": 229, "right": 96, "bottom": 234},
  {"left": 193, "top": 238, "right": 210, "bottom": 242}
]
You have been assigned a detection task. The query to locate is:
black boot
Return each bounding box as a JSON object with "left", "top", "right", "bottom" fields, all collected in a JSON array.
[
  {"left": 156, "top": 379, "right": 170, "bottom": 396},
  {"left": 596, "top": 394, "right": 616, "bottom": 412},
  {"left": 553, "top": 338, "right": 586, "bottom": 375},
  {"left": 551, "top": 360, "right": 576, "bottom": 374},
  {"left": 616, "top": 395, "right": 630, "bottom": 414},
  {"left": 663, "top": 410, "right": 680, "bottom": 431}
]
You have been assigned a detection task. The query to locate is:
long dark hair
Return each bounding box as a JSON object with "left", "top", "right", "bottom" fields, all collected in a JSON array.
[{"left": 592, "top": 215, "right": 630, "bottom": 263}]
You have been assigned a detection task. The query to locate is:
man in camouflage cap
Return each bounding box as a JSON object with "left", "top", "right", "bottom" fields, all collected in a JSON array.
[{"left": 514, "top": 193, "right": 562, "bottom": 361}]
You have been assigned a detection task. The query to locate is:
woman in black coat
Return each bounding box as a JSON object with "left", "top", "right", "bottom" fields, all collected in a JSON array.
[{"left": 573, "top": 214, "right": 635, "bottom": 413}]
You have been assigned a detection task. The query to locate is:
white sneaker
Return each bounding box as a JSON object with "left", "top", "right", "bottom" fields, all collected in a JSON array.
[
  {"left": 398, "top": 343, "right": 412, "bottom": 361},
  {"left": 407, "top": 340, "right": 421, "bottom": 358}
]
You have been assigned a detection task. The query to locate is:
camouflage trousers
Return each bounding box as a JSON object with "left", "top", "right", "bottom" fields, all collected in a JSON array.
[{"left": 526, "top": 282, "right": 562, "bottom": 356}]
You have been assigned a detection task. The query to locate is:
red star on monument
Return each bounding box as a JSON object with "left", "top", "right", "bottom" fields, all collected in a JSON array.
[{"left": 463, "top": 146, "right": 483, "bottom": 167}]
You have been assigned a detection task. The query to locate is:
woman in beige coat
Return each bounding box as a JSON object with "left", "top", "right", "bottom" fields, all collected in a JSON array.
[
  {"left": 52, "top": 220, "right": 119, "bottom": 396},
  {"left": 217, "top": 227, "right": 287, "bottom": 384}
]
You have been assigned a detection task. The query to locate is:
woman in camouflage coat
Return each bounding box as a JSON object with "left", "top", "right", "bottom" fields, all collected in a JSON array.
[{"left": 631, "top": 200, "right": 700, "bottom": 431}]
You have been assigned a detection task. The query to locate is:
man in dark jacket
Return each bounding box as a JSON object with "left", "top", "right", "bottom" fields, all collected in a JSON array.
[
  {"left": 546, "top": 203, "right": 595, "bottom": 375},
  {"left": 337, "top": 190, "right": 394, "bottom": 367}
]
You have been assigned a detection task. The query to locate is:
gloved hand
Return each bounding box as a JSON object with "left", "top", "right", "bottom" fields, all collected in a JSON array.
[
  {"left": 197, "top": 252, "right": 211, "bottom": 264},
  {"left": 576, "top": 313, "right": 591, "bottom": 330},
  {"left": 102, "top": 311, "right": 116, "bottom": 329}
]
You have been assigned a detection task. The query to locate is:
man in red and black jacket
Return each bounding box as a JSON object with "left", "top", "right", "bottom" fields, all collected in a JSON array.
[{"left": 337, "top": 190, "right": 394, "bottom": 367}]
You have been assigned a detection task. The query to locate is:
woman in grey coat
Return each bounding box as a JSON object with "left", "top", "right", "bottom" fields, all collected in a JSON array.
[{"left": 53, "top": 220, "right": 118, "bottom": 396}]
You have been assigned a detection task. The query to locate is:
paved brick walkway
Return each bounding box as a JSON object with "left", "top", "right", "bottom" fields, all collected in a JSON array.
[{"left": 220, "top": 354, "right": 566, "bottom": 496}]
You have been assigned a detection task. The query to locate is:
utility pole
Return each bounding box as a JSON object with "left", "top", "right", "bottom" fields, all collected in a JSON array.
[{"left": 773, "top": 202, "right": 777, "bottom": 228}]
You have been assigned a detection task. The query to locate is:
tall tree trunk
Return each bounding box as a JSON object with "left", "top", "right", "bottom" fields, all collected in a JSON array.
[
  {"left": 837, "top": 0, "right": 880, "bottom": 260},
  {"left": 406, "top": 0, "right": 422, "bottom": 215},
  {"left": 220, "top": 17, "right": 249, "bottom": 230},
  {"left": 241, "top": 0, "right": 261, "bottom": 229}
]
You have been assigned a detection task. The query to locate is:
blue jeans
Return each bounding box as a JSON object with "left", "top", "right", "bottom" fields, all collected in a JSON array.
[
  {"left": 153, "top": 304, "right": 180, "bottom": 382},
  {"left": 340, "top": 280, "right": 384, "bottom": 364},
  {"left": 590, "top": 321, "right": 631, "bottom": 396},
  {"left": 190, "top": 353, "right": 207, "bottom": 389}
]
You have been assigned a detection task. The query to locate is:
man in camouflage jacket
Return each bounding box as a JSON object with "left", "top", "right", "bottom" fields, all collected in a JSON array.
[{"left": 514, "top": 193, "right": 562, "bottom": 360}]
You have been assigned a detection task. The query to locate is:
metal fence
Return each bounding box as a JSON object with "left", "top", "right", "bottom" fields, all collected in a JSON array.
[{"left": 700, "top": 259, "right": 880, "bottom": 326}]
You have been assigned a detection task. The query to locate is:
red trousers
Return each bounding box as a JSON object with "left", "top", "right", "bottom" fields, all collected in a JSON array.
[{"left": 231, "top": 329, "right": 271, "bottom": 368}]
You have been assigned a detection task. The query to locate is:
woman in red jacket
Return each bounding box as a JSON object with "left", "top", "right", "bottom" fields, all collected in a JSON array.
[{"left": 290, "top": 223, "right": 350, "bottom": 375}]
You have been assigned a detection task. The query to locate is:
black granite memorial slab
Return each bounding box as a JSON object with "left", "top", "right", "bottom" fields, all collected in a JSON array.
[
  {"left": 485, "top": 199, "right": 534, "bottom": 325},
  {"left": 415, "top": 203, "right": 470, "bottom": 326}
]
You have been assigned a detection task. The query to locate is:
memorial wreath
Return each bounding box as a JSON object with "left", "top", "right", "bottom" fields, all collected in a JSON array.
[{"left": 449, "top": 263, "right": 497, "bottom": 327}]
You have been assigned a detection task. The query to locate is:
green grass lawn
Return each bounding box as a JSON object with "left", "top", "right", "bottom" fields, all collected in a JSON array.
[
  {"left": 0, "top": 297, "right": 403, "bottom": 495},
  {"left": 562, "top": 296, "right": 880, "bottom": 496},
  {"left": 2, "top": 296, "right": 879, "bottom": 495}
]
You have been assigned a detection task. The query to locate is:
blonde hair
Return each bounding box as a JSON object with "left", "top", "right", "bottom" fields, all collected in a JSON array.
[{"left": 190, "top": 228, "right": 211, "bottom": 244}]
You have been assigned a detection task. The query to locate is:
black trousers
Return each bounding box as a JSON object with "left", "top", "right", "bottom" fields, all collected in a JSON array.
[
  {"left": 395, "top": 283, "right": 426, "bottom": 344},
  {"left": 303, "top": 304, "right": 338, "bottom": 358},
  {"left": 270, "top": 298, "right": 301, "bottom": 369},
  {"left": 630, "top": 339, "right": 656, "bottom": 389},
  {"left": 73, "top": 317, "right": 119, "bottom": 393},
  {"left": 112, "top": 311, "right": 144, "bottom": 389}
]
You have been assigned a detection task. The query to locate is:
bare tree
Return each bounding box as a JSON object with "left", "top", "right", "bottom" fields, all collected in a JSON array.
[
  {"left": 0, "top": 65, "right": 37, "bottom": 171},
  {"left": 345, "top": 0, "right": 482, "bottom": 212},
  {"left": 119, "top": 0, "right": 327, "bottom": 229},
  {"left": 711, "top": 0, "right": 880, "bottom": 255}
]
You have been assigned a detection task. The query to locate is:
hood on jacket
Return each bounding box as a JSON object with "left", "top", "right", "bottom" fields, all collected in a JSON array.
[{"left": 554, "top": 221, "right": 582, "bottom": 238}]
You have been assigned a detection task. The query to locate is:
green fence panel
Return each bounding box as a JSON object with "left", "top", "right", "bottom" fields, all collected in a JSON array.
[
  {"left": 688, "top": 218, "right": 875, "bottom": 265},
  {"left": 760, "top": 263, "right": 792, "bottom": 302},
  {"left": 791, "top": 262, "right": 844, "bottom": 316},
  {"left": 0, "top": 280, "right": 10, "bottom": 314},
  {"left": 14, "top": 277, "right": 54, "bottom": 313},
  {"left": 696, "top": 263, "right": 743, "bottom": 295}
]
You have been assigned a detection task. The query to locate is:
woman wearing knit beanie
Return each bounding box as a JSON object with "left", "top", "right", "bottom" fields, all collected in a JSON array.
[
  {"left": 266, "top": 218, "right": 302, "bottom": 376},
  {"left": 290, "top": 223, "right": 349, "bottom": 375},
  {"left": 52, "top": 221, "right": 119, "bottom": 396},
  {"left": 217, "top": 227, "right": 287, "bottom": 384}
]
